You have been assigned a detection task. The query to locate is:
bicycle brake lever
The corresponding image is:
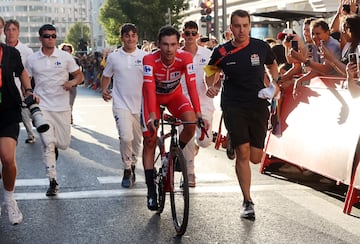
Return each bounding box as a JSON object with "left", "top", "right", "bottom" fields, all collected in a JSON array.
[
  {"left": 197, "top": 118, "right": 209, "bottom": 138},
  {"left": 154, "top": 119, "right": 159, "bottom": 128}
]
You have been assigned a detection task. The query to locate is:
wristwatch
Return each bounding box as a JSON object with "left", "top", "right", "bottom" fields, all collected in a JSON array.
[{"left": 304, "top": 59, "right": 311, "bottom": 67}]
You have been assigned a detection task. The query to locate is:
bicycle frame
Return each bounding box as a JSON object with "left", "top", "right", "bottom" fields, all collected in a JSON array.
[{"left": 157, "top": 110, "right": 182, "bottom": 193}]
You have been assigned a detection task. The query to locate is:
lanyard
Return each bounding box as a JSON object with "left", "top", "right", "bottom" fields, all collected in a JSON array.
[
  {"left": 214, "top": 38, "right": 250, "bottom": 66},
  {"left": 0, "top": 45, "right": 3, "bottom": 88}
]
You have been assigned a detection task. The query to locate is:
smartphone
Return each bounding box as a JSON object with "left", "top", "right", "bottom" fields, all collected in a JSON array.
[
  {"left": 306, "top": 43, "right": 313, "bottom": 58},
  {"left": 348, "top": 53, "right": 358, "bottom": 64},
  {"left": 343, "top": 4, "right": 351, "bottom": 13},
  {"left": 291, "top": 40, "right": 298, "bottom": 52}
]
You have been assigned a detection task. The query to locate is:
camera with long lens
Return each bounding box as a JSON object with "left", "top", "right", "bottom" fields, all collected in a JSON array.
[{"left": 24, "top": 95, "right": 49, "bottom": 133}]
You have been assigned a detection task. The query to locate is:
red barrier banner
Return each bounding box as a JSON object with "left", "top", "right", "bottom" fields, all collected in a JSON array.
[{"left": 263, "top": 76, "right": 360, "bottom": 188}]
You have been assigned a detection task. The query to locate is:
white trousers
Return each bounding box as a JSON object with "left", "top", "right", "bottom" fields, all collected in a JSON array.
[
  {"left": 113, "top": 108, "right": 142, "bottom": 170},
  {"left": 39, "top": 110, "right": 71, "bottom": 179},
  {"left": 182, "top": 108, "right": 214, "bottom": 175}
]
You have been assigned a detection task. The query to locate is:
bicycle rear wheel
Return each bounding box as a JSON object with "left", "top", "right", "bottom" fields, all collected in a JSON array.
[
  {"left": 154, "top": 138, "right": 166, "bottom": 214},
  {"left": 169, "top": 146, "right": 189, "bottom": 236}
]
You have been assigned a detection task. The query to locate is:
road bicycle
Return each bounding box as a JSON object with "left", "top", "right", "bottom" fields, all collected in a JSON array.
[{"left": 153, "top": 106, "right": 207, "bottom": 236}]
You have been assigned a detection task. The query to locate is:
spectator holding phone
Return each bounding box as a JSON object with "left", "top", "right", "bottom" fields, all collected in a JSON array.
[
  {"left": 346, "top": 53, "right": 360, "bottom": 97},
  {"left": 290, "top": 19, "right": 341, "bottom": 95},
  {"left": 276, "top": 29, "right": 306, "bottom": 87},
  {"left": 330, "top": 0, "right": 359, "bottom": 42},
  {"left": 323, "top": 14, "right": 360, "bottom": 76}
]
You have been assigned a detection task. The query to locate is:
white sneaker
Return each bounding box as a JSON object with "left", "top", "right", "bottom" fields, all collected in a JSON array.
[{"left": 3, "top": 200, "right": 23, "bottom": 225}]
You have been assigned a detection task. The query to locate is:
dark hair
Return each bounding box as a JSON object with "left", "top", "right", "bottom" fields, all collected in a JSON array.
[
  {"left": 39, "top": 24, "right": 56, "bottom": 36},
  {"left": 158, "top": 26, "right": 180, "bottom": 43},
  {"left": 4, "top": 19, "right": 20, "bottom": 31},
  {"left": 120, "top": 23, "right": 137, "bottom": 37},
  {"left": 230, "top": 9, "right": 250, "bottom": 24},
  {"left": 303, "top": 17, "right": 316, "bottom": 26},
  {"left": 345, "top": 14, "right": 360, "bottom": 52},
  {"left": 183, "top": 21, "right": 198, "bottom": 30},
  {"left": 310, "top": 19, "right": 329, "bottom": 32}
]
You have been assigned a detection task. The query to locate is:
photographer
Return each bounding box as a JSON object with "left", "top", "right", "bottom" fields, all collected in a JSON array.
[
  {"left": 0, "top": 16, "right": 39, "bottom": 225},
  {"left": 25, "top": 24, "right": 83, "bottom": 197}
]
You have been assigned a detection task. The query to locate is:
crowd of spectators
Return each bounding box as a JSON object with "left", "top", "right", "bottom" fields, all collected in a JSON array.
[{"left": 75, "top": 49, "right": 109, "bottom": 91}]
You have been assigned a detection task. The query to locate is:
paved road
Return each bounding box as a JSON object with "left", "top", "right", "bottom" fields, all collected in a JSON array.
[{"left": 0, "top": 86, "right": 359, "bottom": 244}]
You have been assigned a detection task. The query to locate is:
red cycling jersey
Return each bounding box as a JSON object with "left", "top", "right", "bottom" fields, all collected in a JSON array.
[{"left": 142, "top": 49, "right": 201, "bottom": 135}]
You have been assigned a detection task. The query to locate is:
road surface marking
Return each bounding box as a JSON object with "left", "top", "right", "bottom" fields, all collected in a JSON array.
[
  {"left": 13, "top": 183, "right": 308, "bottom": 200},
  {"left": 97, "top": 173, "right": 232, "bottom": 185},
  {"left": 15, "top": 178, "right": 49, "bottom": 186}
]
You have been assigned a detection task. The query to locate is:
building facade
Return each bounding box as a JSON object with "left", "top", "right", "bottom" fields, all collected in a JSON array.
[
  {"left": 184, "top": 0, "right": 340, "bottom": 41},
  {"left": 0, "top": 0, "right": 105, "bottom": 51}
]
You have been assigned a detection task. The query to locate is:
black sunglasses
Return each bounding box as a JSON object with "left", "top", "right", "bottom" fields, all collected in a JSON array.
[
  {"left": 184, "top": 31, "right": 198, "bottom": 37},
  {"left": 42, "top": 34, "right": 57, "bottom": 39}
]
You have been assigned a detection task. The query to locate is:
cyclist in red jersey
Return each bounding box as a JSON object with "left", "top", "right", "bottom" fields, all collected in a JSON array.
[{"left": 142, "top": 26, "right": 208, "bottom": 210}]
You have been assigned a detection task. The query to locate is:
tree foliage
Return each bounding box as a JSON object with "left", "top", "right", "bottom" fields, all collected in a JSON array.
[
  {"left": 65, "top": 22, "right": 91, "bottom": 51},
  {"left": 99, "top": 0, "right": 189, "bottom": 46}
]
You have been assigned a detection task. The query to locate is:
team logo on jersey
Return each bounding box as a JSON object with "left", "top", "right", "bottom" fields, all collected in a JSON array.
[
  {"left": 54, "top": 60, "right": 62, "bottom": 68},
  {"left": 250, "top": 54, "right": 260, "bottom": 66},
  {"left": 144, "top": 65, "right": 153, "bottom": 75},
  {"left": 186, "top": 63, "right": 195, "bottom": 74},
  {"left": 170, "top": 71, "right": 181, "bottom": 79},
  {"left": 135, "top": 59, "right": 142, "bottom": 65},
  {"left": 199, "top": 58, "right": 207, "bottom": 65}
]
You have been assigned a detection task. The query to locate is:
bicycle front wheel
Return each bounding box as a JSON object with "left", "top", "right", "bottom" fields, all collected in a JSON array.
[{"left": 169, "top": 146, "right": 189, "bottom": 236}]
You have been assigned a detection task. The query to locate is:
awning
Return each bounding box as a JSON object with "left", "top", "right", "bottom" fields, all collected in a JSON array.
[{"left": 251, "top": 10, "right": 336, "bottom": 22}]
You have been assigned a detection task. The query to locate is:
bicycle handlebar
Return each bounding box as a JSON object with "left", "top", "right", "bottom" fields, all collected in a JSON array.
[{"left": 156, "top": 113, "right": 209, "bottom": 138}]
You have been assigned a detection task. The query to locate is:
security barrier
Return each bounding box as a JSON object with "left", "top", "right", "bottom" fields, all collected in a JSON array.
[{"left": 261, "top": 76, "right": 360, "bottom": 214}]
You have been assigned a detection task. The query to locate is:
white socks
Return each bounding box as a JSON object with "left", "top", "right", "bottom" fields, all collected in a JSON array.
[{"left": 4, "top": 190, "right": 15, "bottom": 203}]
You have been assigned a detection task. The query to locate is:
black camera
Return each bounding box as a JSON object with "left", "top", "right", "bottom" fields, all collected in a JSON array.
[
  {"left": 24, "top": 96, "right": 49, "bottom": 133},
  {"left": 285, "top": 35, "right": 295, "bottom": 42}
]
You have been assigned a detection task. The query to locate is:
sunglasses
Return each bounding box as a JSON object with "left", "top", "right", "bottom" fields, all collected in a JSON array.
[
  {"left": 42, "top": 34, "right": 57, "bottom": 39},
  {"left": 184, "top": 31, "right": 198, "bottom": 37}
]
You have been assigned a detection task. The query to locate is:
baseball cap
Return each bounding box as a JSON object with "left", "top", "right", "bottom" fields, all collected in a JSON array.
[{"left": 277, "top": 28, "right": 296, "bottom": 40}]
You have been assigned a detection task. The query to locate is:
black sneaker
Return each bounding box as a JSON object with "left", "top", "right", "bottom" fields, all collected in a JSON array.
[
  {"left": 226, "top": 134, "right": 235, "bottom": 160},
  {"left": 121, "top": 169, "right": 132, "bottom": 188},
  {"left": 147, "top": 191, "right": 158, "bottom": 211},
  {"left": 46, "top": 179, "right": 59, "bottom": 197},
  {"left": 131, "top": 165, "right": 136, "bottom": 183},
  {"left": 241, "top": 200, "right": 255, "bottom": 220},
  {"left": 55, "top": 147, "right": 59, "bottom": 161}
]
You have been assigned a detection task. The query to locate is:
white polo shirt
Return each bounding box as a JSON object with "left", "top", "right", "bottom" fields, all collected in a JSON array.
[
  {"left": 14, "top": 41, "right": 33, "bottom": 96},
  {"left": 102, "top": 47, "right": 147, "bottom": 113},
  {"left": 25, "top": 48, "right": 80, "bottom": 112},
  {"left": 16, "top": 41, "right": 33, "bottom": 65},
  {"left": 181, "top": 45, "right": 214, "bottom": 113}
]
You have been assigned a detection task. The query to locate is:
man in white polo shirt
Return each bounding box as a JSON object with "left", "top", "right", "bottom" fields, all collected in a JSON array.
[
  {"left": 25, "top": 24, "right": 83, "bottom": 197},
  {"left": 101, "top": 23, "right": 147, "bottom": 188},
  {"left": 180, "top": 21, "right": 218, "bottom": 187}
]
